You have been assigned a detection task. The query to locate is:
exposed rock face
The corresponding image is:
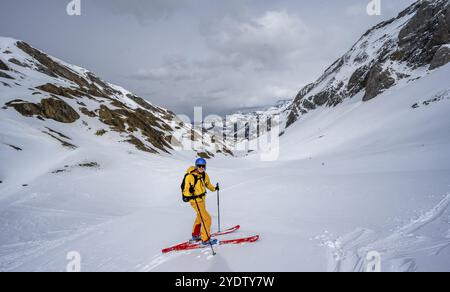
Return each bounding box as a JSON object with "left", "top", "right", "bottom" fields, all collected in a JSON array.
[
  {"left": 126, "top": 135, "right": 157, "bottom": 154},
  {"left": 5, "top": 100, "right": 42, "bottom": 117},
  {"left": 347, "top": 65, "right": 370, "bottom": 97},
  {"left": 0, "top": 59, "right": 13, "bottom": 79},
  {"left": 286, "top": 0, "right": 450, "bottom": 127},
  {"left": 0, "top": 59, "right": 9, "bottom": 70},
  {"left": 286, "top": 83, "right": 315, "bottom": 127},
  {"left": 17, "top": 43, "right": 113, "bottom": 100},
  {"left": 16, "top": 41, "right": 90, "bottom": 88},
  {"left": 98, "top": 105, "right": 173, "bottom": 154},
  {"left": 363, "top": 64, "right": 396, "bottom": 101},
  {"left": 0, "top": 71, "right": 14, "bottom": 79},
  {"left": 197, "top": 151, "right": 213, "bottom": 159},
  {"left": 302, "top": 99, "right": 316, "bottom": 111},
  {"left": 430, "top": 45, "right": 450, "bottom": 69},
  {"left": 6, "top": 98, "right": 80, "bottom": 123},
  {"left": 312, "top": 92, "right": 331, "bottom": 106},
  {"left": 41, "top": 98, "right": 80, "bottom": 123},
  {"left": 8, "top": 58, "right": 28, "bottom": 68},
  {"left": 36, "top": 83, "right": 82, "bottom": 99},
  {"left": 396, "top": 0, "right": 450, "bottom": 67},
  {"left": 126, "top": 94, "right": 171, "bottom": 116},
  {"left": 79, "top": 107, "right": 97, "bottom": 117},
  {"left": 98, "top": 105, "right": 126, "bottom": 132},
  {"left": 86, "top": 72, "right": 121, "bottom": 97}
]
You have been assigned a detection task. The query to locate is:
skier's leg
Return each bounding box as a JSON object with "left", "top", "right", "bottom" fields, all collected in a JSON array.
[
  {"left": 196, "top": 201, "right": 212, "bottom": 242},
  {"left": 191, "top": 204, "right": 202, "bottom": 237}
]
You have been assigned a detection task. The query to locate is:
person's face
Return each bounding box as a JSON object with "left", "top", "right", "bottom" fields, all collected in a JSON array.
[{"left": 197, "top": 165, "right": 206, "bottom": 173}]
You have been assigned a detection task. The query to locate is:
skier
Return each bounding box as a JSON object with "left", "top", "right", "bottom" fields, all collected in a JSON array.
[{"left": 183, "top": 158, "right": 219, "bottom": 246}]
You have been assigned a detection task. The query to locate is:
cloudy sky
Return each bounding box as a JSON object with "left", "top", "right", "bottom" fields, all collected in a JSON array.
[{"left": 0, "top": 0, "right": 417, "bottom": 116}]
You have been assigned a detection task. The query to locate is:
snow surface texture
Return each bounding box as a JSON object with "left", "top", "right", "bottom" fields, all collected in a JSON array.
[{"left": 1, "top": 49, "right": 450, "bottom": 271}]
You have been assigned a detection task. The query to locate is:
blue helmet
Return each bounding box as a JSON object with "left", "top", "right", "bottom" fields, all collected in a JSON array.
[{"left": 195, "top": 158, "right": 207, "bottom": 167}]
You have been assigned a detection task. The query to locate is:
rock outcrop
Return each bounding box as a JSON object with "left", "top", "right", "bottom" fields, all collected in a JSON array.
[
  {"left": 430, "top": 45, "right": 450, "bottom": 69},
  {"left": 6, "top": 98, "right": 80, "bottom": 123}
]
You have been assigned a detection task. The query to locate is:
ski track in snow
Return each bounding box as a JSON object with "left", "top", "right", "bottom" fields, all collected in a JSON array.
[
  {"left": 323, "top": 194, "right": 450, "bottom": 272},
  {"left": 140, "top": 253, "right": 183, "bottom": 272}
]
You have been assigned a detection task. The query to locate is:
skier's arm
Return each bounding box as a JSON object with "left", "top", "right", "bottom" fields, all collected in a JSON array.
[
  {"left": 184, "top": 175, "right": 195, "bottom": 196},
  {"left": 205, "top": 174, "right": 217, "bottom": 192}
]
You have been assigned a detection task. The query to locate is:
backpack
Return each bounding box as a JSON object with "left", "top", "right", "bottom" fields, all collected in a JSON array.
[{"left": 180, "top": 171, "right": 205, "bottom": 203}]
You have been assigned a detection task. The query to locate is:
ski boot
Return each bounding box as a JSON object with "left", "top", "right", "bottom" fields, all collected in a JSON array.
[{"left": 201, "top": 238, "right": 218, "bottom": 246}]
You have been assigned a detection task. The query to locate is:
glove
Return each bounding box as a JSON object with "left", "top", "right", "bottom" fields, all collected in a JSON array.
[{"left": 215, "top": 184, "right": 220, "bottom": 191}]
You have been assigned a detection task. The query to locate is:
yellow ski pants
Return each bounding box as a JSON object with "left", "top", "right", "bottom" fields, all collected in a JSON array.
[{"left": 190, "top": 200, "right": 212, "bottom": 242}]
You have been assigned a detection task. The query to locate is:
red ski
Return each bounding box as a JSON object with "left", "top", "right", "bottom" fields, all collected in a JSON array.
[
  {"left": 212, "top": 225, "right": 241, "bottom": 237},
  {"left": 162, "top": 235, "right": 259, "bottom": 253},
  {"left": 162, "top": 225, "right": 240, "bottom": 254}
]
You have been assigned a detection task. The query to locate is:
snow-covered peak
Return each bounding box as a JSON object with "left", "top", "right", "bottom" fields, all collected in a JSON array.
[
  {"left": 202, "top": 99, "right": 291, "bottom": 142},
  {"left": 286, "top": 0, "right": 450, "bottom": 127},
  {"left": 0, "top": 37, "right": 232, "bottom": 158}
]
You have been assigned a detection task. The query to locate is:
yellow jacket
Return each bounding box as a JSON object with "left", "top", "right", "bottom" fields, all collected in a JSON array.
[{"left": 183, "top": 166, "right": 216, "bottom": 200}]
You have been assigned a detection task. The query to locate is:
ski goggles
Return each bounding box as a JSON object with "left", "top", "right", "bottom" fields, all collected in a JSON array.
[{"left": 196, "top": 165, "right": 206, "bottom": 169}]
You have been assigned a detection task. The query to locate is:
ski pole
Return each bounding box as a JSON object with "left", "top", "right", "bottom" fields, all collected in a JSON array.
[
  {"left": 216, "top": 183, "right": 221, "bottom": 232},
  {"left": 194, "top": 198, "right": 216, "bottom": 256}
]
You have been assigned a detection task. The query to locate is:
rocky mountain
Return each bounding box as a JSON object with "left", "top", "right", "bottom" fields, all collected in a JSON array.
[
  {"left": 204, "top": 99, "right": 291, "bottom": 142},
  {"left": 0, "top": 37, "right": 232, "bottom": 159},
  {"left": 286, "top": 0, "right": 450, "bottom": 127}
]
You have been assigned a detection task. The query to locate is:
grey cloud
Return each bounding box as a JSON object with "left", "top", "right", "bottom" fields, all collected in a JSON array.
[
  {"left": 126, "top": 9, "right": 338, "bottom": 115},
  {"left": 93, "top": 0, "right": 194, "bottom": 22},
  {"left": 129, "top": 55, "right": 220, "bottom": 83},
  {"left": 200, "top": 10, "right": 310, "bottom": 70}
]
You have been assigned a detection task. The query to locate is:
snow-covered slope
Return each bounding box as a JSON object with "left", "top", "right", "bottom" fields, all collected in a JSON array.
[
  {"left": 0, "top": 37, "right": 232, "bottom": 163},
  {"left": 286, "top": 0, "right": 450, "bottom": 127},
  {"left": 144, "top": 62, "right": 450, "bottom": 273},
  {"left": 276, "top": 63, "right": 450, "bottom": 272}
]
